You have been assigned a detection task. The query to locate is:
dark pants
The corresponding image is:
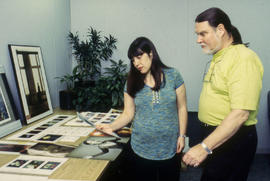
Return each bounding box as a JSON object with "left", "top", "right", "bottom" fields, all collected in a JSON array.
[
  {"left": 127, "top": 146, "right": 181, "bottom": 181},
  {"left": 200, "top": 123, "right": 257, "bottom": 181}
]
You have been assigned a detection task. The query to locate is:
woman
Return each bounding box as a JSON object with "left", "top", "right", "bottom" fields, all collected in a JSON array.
[{"left": 97, "top": 37, "right": 188, "bottom": 181}]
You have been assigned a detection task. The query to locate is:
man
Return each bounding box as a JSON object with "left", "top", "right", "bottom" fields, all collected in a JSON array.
[{"left": 183, "top": 7, "right": 264, "bottom": 181}]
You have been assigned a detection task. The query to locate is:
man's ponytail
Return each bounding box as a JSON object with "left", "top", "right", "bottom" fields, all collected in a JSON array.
[
  {"left": 230, "top": 25, "right": 249, "bottom": 47},
  {"left": 230, "top": 25, "right": 242, "bottom": 45}
]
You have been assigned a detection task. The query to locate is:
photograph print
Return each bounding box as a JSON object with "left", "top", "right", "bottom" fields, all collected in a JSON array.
[
  {"left": 8, "top": 45, "right": 53, "bottom": 124},
  {"left": 0, "top": 84, "right": 10, "bottom": 125},
  {"left": 0, "top": 66, "right": 22, "bottom": 138},
  {"left": 0, "top": 155, "right": 67, "bottom": 176}
]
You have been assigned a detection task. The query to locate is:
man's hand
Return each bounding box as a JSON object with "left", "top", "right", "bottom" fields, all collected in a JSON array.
[{"left": 182, "top": 143, "right": 208, "bottom": 167}]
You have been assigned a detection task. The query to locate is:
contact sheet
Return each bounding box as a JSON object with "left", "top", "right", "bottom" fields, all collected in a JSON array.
[
  {"left": 7, "top": 115, "right": 76, "bottom": 142},
  {"left": 0, "top": 155, "right": 67, "bottom": 176}
]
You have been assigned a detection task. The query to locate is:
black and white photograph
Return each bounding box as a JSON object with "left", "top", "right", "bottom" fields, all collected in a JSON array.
[
  {"left": 8, "top": 45, "right": 53, "bottom": 124},
  {"left": 27, "top": 142, "right": 75, "bottom": 157},
  {"left": 67, "top": 136, "right": 123, "bottom": 161}
]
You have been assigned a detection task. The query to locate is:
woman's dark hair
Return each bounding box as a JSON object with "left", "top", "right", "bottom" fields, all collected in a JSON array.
[
  {"left": 127, "top": 37, "right": 169, "bottom": 97},
  {"left": 195, "top": 7, "right": 248, "bottom": 46}
]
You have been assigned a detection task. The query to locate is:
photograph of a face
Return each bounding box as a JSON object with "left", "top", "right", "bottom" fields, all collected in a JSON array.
[
  {"left": 8, "top": 45, "right": 53, "bottom": 124},
  {"left": 67, "top": 136, "right": 123, "bottom": 161}
]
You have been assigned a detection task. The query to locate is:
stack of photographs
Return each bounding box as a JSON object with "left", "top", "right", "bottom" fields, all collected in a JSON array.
[{"left": 67, "top": 109, "right": 133, "bottom": 161}]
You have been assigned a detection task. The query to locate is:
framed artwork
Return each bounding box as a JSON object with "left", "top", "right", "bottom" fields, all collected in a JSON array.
[
  {"left": 8, "top": 45, "right": 53, "bottom": 124},
  {"left": 0, "top": 66, "right": 22, "bottom": 138}
]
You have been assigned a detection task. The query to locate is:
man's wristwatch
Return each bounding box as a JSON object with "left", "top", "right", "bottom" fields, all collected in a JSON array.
[{"left": 201, "top": 142, "right": 213, "bottom": 154}]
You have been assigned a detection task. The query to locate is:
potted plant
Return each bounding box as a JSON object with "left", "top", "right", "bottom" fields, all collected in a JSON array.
[
  {"left": 68, "top": 27, "right": 118, "bottom": 111},
  {"left": 72, "top": 59, "right": 127, "bottom": 112},
  {"left": 103, "top": 59, "right": 127, "bottom": 109},
  {"left": 55, "top": 73, "right": 75, "bottom": 110},
  {"left": 68, "top": 27, "right": 117, "bottom": 85}
]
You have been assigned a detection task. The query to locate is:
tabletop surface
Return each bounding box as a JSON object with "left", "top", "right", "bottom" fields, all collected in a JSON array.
[{"left": 0, "top": 108, "right": 110, "bottom": 181}]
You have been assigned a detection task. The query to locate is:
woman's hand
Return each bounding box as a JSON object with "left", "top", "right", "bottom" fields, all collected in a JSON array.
[
  {"left": 96, "top": 124, "right": 114, "bottom": 135},
  {"left": 177, "top": 136, "right": 185, "bottom": 153}
]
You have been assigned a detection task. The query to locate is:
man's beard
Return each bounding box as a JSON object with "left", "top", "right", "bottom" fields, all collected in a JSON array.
[{"left": 201, "top": 34, "right": 222, "bottom": 55}]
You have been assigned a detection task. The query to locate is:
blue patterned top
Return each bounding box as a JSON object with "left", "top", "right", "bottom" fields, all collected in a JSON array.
[{"left": 126, "top": 68, "right": 184, "bottom": 160}]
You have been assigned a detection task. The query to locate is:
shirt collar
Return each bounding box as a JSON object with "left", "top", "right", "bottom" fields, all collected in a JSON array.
[{"left": 212, "top": 45, "right": 234, "bottom": 62}]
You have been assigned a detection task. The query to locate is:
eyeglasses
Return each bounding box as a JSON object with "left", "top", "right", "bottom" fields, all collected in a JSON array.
[{"left": 202, "top": 59, "right": 222, "bottom": 82}]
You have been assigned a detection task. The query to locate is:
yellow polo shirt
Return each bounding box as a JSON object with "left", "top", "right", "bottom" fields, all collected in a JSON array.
[{"left": 198, "top": 44, "right": 264, "bottom": 126}]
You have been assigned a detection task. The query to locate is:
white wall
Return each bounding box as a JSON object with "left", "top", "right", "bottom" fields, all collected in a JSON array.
[
  {"left": 0, "top": 0, "right": 71, "bottom": 119},
  {"left": 70, "top": 0, "right": 270, "bottom": 153}
]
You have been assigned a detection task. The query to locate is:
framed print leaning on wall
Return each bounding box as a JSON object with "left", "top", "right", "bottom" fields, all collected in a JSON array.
[
  {"left": 0, "top": 65, "right": 22, "bottom": 138},
  {"left": 8, "top": 45, "right": 53, "bottom": 124}
]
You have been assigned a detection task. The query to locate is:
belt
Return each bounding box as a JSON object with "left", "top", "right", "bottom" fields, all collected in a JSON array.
[
  {"left": 200, "top": 122, "right": 256, "bottom": 129},
  {"left": 200, "top": 122, "right": 217, "bottom": 127}
]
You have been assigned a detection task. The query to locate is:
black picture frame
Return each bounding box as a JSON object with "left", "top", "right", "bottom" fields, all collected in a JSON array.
[
  {"left": 8, "top": 45, "right": 53, "bottom": 124},
  {"left": 0, "top": 66, "right": 22, "bottom": 138}
]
